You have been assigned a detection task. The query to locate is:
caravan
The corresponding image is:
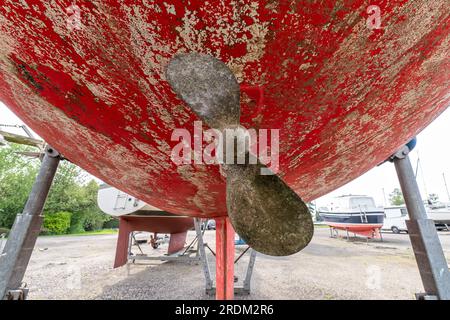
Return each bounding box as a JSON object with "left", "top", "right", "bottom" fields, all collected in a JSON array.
[
  {"left": 382, "top": 206, "right": 409, "bottom": 234},
  {"left": 383, "top": 204, "right": 450, "bottom": 233}
]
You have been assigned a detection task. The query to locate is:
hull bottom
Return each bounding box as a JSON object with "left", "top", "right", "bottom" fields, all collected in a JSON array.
[{"left": 327, "top": 222, "right": 383, "bottom": 238}]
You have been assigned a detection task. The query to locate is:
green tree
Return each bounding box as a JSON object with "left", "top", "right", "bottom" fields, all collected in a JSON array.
[
  {"left": 0, "top": 144, "right": 39, "bottom": 228},
  {"left": 389, "top": 188, "right": 405, "bottom": 206},
  {"left": 0, "top": 144, "right": 111, "bottom": 233},
  {"left": 43, "top": 161, "right": 84, "bottom": 214},
  {"left": 43, "top": 211, "right": 72, "bottom": 235},
  {"left": 70, "top": 179, "right": 111, "bottom": 232}
]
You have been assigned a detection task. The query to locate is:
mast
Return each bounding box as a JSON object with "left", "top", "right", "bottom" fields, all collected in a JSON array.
[
  {"left": 443, "top": 172, "right": 450, "bottom": 202},
  {"left": 414, "top": 152, "right": 429, "bottom": 201}
]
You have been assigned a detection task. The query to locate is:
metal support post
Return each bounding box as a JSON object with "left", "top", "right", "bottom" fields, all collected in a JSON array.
[
  {"left": 194, "top": 218, "right": 213, "bottom": 294},
  {"left": 199, "top": 219, "right": 257, "bottom": 297},
  {"left": 0, "top": 146, "right": 61, "bottom": 300},
  {"left": 237, "top": 249, "right": 257, "bottom": 294},
  {"left": 215, "top": 217, "right": 235, "bottom": 300},
  {"left": 391, "top": 141, "right": 450, "bottom": 300}
]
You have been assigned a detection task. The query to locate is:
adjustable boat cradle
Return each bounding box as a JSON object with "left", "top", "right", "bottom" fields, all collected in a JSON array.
[
  {"left": 0, "top": 145, "right": 62, "bottom": 300},
  {"left": 389, "top": 140, "right": 450, "bottom": 300},
  {"left": 0, "top": 139, "right": 449, "bottom": 300}
]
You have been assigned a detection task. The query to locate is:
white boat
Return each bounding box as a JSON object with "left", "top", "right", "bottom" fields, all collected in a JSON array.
[
  {"left": 425, "top": 202, "right": 450, "bottom": 229},
  {"left": 98, "top": 184, "right": 164, "bottom": 217},
  {"left": 318, "top": 195, "right": 385, "bottom": 238}
]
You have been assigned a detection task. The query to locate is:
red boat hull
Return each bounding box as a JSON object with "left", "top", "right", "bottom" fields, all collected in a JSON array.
[
  {"left": 0, "top": 1, "right": 449, "bottom": 217},
  {"left": 327, "top": 222, "right": 383, "bottom": 238}
]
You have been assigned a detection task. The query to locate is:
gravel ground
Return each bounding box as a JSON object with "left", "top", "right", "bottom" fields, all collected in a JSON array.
[{"left": 21, "top": 227, "right": 450, "bottom": 300}]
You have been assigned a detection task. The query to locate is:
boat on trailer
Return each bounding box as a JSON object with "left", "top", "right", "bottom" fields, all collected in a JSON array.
[{"left": 319, "top": 195, "right": 385, "bottom": 238}]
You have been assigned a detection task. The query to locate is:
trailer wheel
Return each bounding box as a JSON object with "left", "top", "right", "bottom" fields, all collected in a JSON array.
[{"left": 391, "top": 226, "right": 400, "bottom": 234}]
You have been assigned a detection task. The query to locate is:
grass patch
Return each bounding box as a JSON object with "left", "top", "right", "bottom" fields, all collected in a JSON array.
[
  {"left": 314, "top": 224, "right": 329, "bottom": 228},
  {"left": 41, "top": 229, "right": 118, "bottom": 237}
]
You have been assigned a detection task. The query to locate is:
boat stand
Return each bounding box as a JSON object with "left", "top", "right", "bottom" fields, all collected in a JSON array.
[
  {"left": 203, "top": 247, "right": 257, "bottom": 298},
  {"left": 329, "top": 226, "right": 339, "bottom": 238},
  {"left": 125, "top": 218, "right": 205, "bottom": 264},
  {"left": 390, "top": 142, "right": 450, "bottom": 300},
  {"left": 0, "top": 146, "right": 62, "bottom": 300},
  {"left": 197, "top": 217, "right": 257, "bottom": 299},
  {"left": 125, "top": 216, "right": 257, "bottom": 299},
  {"left": 328, "top": 226, "right": 383, "bottom": 242}
]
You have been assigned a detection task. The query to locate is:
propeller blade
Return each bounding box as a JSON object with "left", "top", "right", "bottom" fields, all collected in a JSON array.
[
  {"left": 224, "top": 161, "right": 313, "bottom": 256},
  {"left": 166, "top": 53, "right": 314, "bottom": 256},
  {"left": 166, "top": 53, "right": 240, "bottom": 130}
]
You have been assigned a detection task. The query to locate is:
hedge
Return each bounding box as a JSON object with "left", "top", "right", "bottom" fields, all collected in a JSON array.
[
  {"left": 43, "top": 211, "right": 72, "bottom": 235},
  {"left": 103, "top": 217, "right": 119, "bottom": 229}
]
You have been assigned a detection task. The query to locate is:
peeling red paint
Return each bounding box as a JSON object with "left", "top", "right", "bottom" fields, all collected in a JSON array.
[{"left": 0, "top": 1, "right": 448, "bottom": 218}]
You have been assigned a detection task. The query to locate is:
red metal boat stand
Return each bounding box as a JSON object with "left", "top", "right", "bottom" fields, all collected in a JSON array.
[
  {"left": 113, "top": 216, "right": 193, "bottom": 268},
  {"left": 215, "top": 217, "right": 236, "bottom": 300},
  {"left": 113, "top": 216, "right": 256, "bottom": 300},
  {"left": 197, "top": 218, "right": 257, "bottom": 299}
]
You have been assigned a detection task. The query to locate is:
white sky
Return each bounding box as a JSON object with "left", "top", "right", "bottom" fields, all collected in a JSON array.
[{"left": 1, "top": 102, "right": 450, "bottom": 207}]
